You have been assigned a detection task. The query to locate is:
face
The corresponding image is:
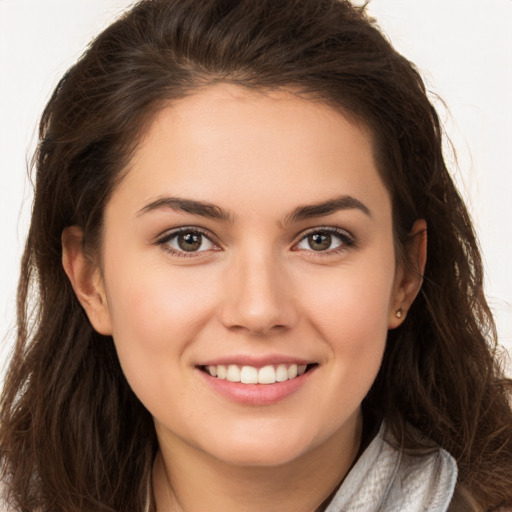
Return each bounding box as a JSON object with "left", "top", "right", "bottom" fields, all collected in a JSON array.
[{"left": 72, "top": 85, "right": 416, "bottom": 467}]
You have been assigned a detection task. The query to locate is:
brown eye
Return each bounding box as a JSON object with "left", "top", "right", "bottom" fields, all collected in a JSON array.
[
  {"left": 307, "top": 232, "right": 332, "bottom": 251},
  {"left": 178, "top": 232, "right": 203, "bottom": 251},
  {"left": 295, "top": 228, "right": 352, "bottom": 253},
  {"left": 161, "top": 229, "right": 216, "bottom": 254}
]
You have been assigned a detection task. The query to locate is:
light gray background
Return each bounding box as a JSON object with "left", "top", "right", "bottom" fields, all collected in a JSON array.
[{"left": 1, "top": 0, "right": 511, "bottom": 378}]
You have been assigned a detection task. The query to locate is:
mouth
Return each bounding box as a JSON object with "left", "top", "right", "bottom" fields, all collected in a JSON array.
[{"left": 198, "top": 363, "right": 318, "bottom": 385}]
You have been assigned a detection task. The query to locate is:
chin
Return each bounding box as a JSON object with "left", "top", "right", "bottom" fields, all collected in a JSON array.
[{"left": 204, "top": 429, "right": 317, "bottom": 468}]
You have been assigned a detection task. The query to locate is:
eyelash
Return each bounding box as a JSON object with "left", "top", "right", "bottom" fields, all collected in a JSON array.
[
  {"left": 156, "top": 227, "right": 220, "bottom": 258},
  {"left": 156, "top": 226, "right": 356, "bottom": 258},
  {"left": 292, "top": 227, "right": 356, "bottom": 256}
]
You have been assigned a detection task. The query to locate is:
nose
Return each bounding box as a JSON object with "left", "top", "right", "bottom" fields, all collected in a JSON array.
[{"left": 219, "top": 249, "right": 298, "bottom": 336}]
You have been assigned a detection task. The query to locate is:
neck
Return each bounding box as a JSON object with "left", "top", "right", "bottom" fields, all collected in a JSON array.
[{"left": 152, "top": 412, "right": 362, "bottom": 512}]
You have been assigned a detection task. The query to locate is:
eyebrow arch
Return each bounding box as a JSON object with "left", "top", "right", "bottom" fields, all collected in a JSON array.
[
  {"left": 284, "top": 195, "right": 371, "bottom": 224},
  {"left": 137, "top": 196, "right": 234, "bottom": 222}
]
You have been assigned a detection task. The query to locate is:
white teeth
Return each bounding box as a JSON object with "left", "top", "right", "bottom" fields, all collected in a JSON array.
[
  {"left": 275, "top": 364, "right": 288, "bottom": 382},
  {"left": 288, "top": 364, "right": 298, "bottom": 379},
  {"left": 217, "top": 365, "right": 227, "bottom": 379},
  {"left": 258, "top": 365, "right": 276, "bottom": 384},
  {"left": 226, "top": 365, "right": 241, "bottom": 382},
  {"left": 240, "top": 365, "right": 258, "bottom": 384},
  {"left": 206, "top": 363, "right": 310, "bottom": 384}
]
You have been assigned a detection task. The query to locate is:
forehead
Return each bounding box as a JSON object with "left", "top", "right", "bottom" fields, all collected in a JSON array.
[{"left": 111, "top": 84, "right": 391, "bottom": 222}]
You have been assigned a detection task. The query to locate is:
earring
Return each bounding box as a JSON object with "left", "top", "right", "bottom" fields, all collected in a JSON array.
[{"left": 395, "top": 308, "right": 403, "bottom": 319}]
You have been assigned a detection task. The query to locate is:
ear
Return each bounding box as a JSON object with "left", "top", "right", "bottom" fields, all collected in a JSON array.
[
  {"left": 388, "top": 219, "right": 427, "bottom": 329},
  {"left": 61, "top": 226, "right": 113, "bottom": 335}
]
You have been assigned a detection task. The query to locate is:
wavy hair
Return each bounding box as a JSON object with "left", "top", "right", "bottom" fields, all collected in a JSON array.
[{"left": 1, "top": 1, "right": 511, "bottom": 510}]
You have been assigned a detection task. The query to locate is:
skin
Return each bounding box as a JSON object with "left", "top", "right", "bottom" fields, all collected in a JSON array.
[{"left": 62, "top": 84, "right": 426, "bottom": 511}]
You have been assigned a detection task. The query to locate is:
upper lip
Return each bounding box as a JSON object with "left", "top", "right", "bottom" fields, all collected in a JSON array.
[{"left": 197, "top": 354, "right": 315, "bottom": 368}]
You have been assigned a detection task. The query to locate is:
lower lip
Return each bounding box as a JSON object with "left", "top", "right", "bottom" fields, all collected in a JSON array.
[{"left": 198, "top": 367, "right": 316, "bottom": 406}]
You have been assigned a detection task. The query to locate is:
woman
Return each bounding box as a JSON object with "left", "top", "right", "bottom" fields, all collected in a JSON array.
[{"left": 1, "top": 0, "right": 511, "bottom": 511}]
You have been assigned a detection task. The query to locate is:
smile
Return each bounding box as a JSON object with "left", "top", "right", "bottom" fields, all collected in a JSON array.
[
  {"left": 202, "top": 364, "right": 312, "bottom": 384},
  {"left": 197, "top": 361, "right": 318, "bottom": 405}
]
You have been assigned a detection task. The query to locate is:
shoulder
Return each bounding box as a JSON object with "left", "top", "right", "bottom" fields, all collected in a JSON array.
[
  {"left": 326, "top": 422, "right": 457, "bottom": 512},
  {"left": 393, "top": 442, "right": 457, "bottom": 511}
]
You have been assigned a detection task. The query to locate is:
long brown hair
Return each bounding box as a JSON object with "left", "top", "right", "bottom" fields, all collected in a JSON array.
[{"left": 1, "top": 1, "right": 511, "bottom": 510}]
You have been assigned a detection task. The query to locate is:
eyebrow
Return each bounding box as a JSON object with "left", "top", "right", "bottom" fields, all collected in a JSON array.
[
  {"left": 137, "top": 194, "right": 371, "bottom": 224},
  {"left": 284, "top": 195, "right": 371, "bottom": 224},
  {"left": 137, "top": 196, "right": 234, "bottom": 222}
]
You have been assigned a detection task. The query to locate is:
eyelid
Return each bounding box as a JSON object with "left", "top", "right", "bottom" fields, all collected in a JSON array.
[
  {"left": 155, "top": 226, "right": 221, "bottom": 256},
  {"left": 154, "top": 225, "right": 355, "bottom": 257},
  {"left": 291, "top": 226, "right": 356, "bottom": 253}
]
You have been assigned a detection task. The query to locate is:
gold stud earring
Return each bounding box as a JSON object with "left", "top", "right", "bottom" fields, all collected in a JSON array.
[{"left": 395, "top": 308, "right": 403, "bottom": 319}]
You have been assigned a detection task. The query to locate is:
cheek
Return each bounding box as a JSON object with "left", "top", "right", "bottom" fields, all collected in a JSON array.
[
  {"left": 102, "top": 254, "right": 219, "bottom": 365},
  {"left": 295, "top": 252, "right": 395, "bottom": 385},
  {"left": 299, "top": 262, "right": 395, "bottom": 341},
  {"left": 102, "top": 259, "right": 223, "bottom": 417}
]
